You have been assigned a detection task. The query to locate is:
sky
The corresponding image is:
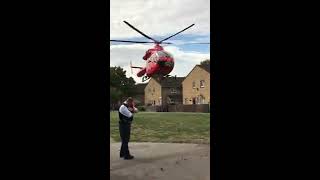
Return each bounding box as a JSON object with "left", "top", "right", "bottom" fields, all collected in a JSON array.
[{"left": 110, "top": 0, "right": 210, "bottom": 84}]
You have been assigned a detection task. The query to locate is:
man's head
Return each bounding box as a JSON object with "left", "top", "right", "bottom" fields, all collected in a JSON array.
[{"left": 126, "top": 97, "right": 134, "bottom": 107}]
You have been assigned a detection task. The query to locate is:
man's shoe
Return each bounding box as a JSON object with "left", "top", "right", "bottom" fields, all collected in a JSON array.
[{"left": 124, "top": 155, "right": 134, "bottom": 160}]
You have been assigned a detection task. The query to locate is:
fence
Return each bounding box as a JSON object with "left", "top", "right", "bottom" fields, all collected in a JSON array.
[{"left": 145, "top": 104, "right": 210, "bottom": 113}]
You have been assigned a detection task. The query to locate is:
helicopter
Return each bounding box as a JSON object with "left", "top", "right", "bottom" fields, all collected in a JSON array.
[{"left": 110, "top": 21, "right": 209, "bottom": 82}]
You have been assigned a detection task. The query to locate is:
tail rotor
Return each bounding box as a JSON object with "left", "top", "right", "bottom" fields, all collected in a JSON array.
[{"left": 130, "top": 61, "right": 133, "bottom": 74}]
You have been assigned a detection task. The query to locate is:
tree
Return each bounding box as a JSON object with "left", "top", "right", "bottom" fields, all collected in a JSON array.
[
  {"left": 110, "top": 86, "right": 122, "bottom": 110},
  {"left": 200, "top": 59, "right": 210, "bottom": 66},
  {"left": 110, "top": 66, "right": 136, "bottom": 109}
]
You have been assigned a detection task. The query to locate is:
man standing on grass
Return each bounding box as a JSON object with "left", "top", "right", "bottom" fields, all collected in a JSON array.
[{"left": 118, "top": 97, "right": 138, "bottom": 160}]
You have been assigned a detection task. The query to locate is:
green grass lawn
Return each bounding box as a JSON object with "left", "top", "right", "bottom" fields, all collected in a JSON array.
[{"left": 110, "top": 111, "right": 210, "bottom": 144}]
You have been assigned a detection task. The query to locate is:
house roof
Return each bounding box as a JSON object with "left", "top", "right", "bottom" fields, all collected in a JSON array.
[
  {"left": 153, "top": 77, "right": 185, "bottom": 87},
  {"left": 182, "top": 64, "right": 210, "bottom": 83},
  {"left": 198, "top": 64, "right": 210, "bottom": 73}
]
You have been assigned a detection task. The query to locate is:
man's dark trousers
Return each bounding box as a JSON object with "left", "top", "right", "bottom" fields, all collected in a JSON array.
[{"left": 119, "top": 120, "right": 131, "bottom": 157}]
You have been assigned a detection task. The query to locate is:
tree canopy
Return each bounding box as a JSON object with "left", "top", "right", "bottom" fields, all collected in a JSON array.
[
  {"left": 110, "top": 66, "right": 136, "bottom": 107},
  {"left": 200, "top": 59, "right": 210, "bottom": 66}
]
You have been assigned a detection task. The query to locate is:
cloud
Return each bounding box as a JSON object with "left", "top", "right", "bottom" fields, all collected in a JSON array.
[
  {"left": 110, "top": 0, "right": 210, "bottom": 39},
  {"left": 110, "top": 44, "right": 210, "bottom": 83},
  {"left": 110, "top": 0, "right": 210, "bottom": 84}
]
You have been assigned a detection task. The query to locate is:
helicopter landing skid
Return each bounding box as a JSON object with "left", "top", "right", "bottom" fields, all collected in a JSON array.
[
  {"left": 142, "top": 76, "right": 150, "bottom": 82},
  {"left": 164, "top": 74, "right": 177, "bottom": 79}
]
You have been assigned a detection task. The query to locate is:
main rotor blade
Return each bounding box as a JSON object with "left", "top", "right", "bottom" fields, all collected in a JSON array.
[
  {"left": 110, "top": 40, "right": 155, "bottom": 44},
  {"left": 123, "top": 21, "right": 158, "bottom": 43},
  {"left": 159, "top": 24, "right": 195, "bottom": 43},
  {"left": 174, "top": 42, "right": 210, "bottom": 45},
  {"left": 110, "top": 40, "right": 172, "bottom": 44}
]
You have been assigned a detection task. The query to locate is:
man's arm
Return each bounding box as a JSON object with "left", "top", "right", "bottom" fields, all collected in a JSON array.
[
  {"left": 119, "top": 105, "right": 133, "bottom": 118},
  {"left": 128, "top": 107, "right": 138, "bottom": 113}
]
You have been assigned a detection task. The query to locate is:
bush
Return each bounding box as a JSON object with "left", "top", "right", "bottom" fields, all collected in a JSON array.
[{"left": 137, "top": 106, "right": 146, "bottom": 111}]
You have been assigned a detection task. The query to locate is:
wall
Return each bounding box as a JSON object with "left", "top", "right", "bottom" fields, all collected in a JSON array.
[
  {"left": 144, "top": 78, "right": 162, "bottom": 106},
  {"left": 182, "top": 66, "right": 210, "bottom": 104},
  {"left": 180, "top": 104, "right": 210, "bottom": 113},
  {"left": 161, "top": 86, "right": 183, "bottom": 105}
]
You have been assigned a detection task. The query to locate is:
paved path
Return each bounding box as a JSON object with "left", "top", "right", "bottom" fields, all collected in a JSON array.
[{"left": 110, "top": 142, "right": 210, "bottom": 180}]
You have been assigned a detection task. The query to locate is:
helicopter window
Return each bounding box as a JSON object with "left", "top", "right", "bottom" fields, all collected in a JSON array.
[
  {"left": 148, "top": 53, "right": 157, "bottom": 62},
  {"left": 156, "top": 51, "right": 172, "bottom": 58}
]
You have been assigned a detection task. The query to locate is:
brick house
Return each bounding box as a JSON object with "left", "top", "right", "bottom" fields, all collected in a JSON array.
[
  {"left": 182, "top": 64, "right": 210, "bottom": 104},
  {"left": 144, "top": 77, "right": 185, "bottom": 106}
]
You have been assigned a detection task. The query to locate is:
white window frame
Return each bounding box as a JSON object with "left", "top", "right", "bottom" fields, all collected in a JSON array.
[
  {"left": 200, "top": 80, "right": 205, "bottom": 88},
  {"left": 199, "top": 95, "right": 205, "bottom": 104}
]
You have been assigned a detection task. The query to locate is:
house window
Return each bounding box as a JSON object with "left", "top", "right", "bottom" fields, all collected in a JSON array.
[
  {"left": 199, "top": 95, "right": 205, "bottom": 104},
  {"left": 171, "top": 88, "right": 177, "bottom": 94},
  {"left": 153, "top": 87, "right": 155, "bottom": 93},
  {"left": 185, "top": 98, "right": 188, "bottom": 104},
  {"left": 200, "top": 80, "right": 205, "bottom": 88},
  {"left": 192, "top": 97, "right": 196, "bottom": 104},
  {"left": 192, "top": 81, "right": 196, "bottom": 88}
]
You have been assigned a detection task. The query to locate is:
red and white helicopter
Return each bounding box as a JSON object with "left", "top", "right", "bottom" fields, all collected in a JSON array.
[{"left": 111, "top": 21, "right": 209, "bottom": 82}]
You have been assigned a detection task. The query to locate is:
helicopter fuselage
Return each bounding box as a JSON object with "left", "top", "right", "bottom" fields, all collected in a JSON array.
[
  {"left": 112, "top": 21, "right": 203, "bottom": 82},
  {"left": 136, "top": 44, "right": 174, "bottom": 78}
]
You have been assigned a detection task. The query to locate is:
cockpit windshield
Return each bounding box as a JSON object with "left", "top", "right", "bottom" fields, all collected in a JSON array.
[{"left": 156, "top": 51, "right": 172, "bottom": 58}]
